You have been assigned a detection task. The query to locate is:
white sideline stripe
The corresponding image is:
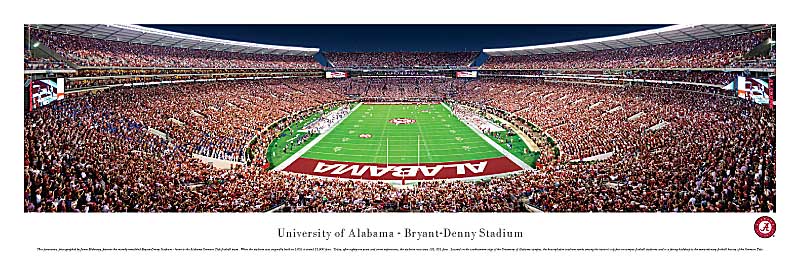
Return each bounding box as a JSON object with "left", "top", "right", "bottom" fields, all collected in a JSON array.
[
  {"left": 304, "top": 150, "right": 500, "bottom": 157},
  {"left": 312, "top": 140, "right": 487, "bottom": 147},
  {"left": 442, "top": 103, "right": 533, "bottom": 171},
  {"left": 273, "top": 103, "right": 363, "bottom": 171},
  {"left": 307, "top": 145, "right": 492, "bottom": 152}
]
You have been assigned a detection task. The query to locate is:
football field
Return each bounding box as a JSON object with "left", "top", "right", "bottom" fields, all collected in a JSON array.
[
  {"left": 278, "top": 103, "right": 530, "bottom": 182},
  {"left": 302, "top": 103, "right": 502, "bottom": 164}
]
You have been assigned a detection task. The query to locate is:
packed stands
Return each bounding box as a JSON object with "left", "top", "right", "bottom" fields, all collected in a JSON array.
[
  {"left": 25, "top": 75, "right": 775, "bottom": 213},
  {"left": 25, "top": 50, "right": 71, "bottom": 70},
  {"left": 24, "top": 24, "right": 776, "bottom": 213},
  {"left": 482, "top": 31, "right": 769, "bottom": 69},
  {"left": 457, "top": 77, "right": 775, "bottom": 212},
  {"left": 628, "top": 70, "right": 737, "bottom": 85},
  {"left": 30, "top": 29, "right": 321, "bottom": 69},
  {"left": 327, "top": 52, "right": 478, "bottom": 68},
  {"left": 339, "top": 77, "right": 463, "bottom": 101}
]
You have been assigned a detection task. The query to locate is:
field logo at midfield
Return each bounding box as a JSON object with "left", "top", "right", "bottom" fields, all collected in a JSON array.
[
  {"left": 389, "top": 118, "right": 416, "bottom": 125},
  {"left": 359, "top": 134, "right": 373, "bottom": 138}
]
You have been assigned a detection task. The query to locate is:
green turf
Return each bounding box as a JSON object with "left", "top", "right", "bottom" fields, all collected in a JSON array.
[
  {"left": 484, "top": 131, "right": 540, "bottom": 167},
  {"left": 301, "top": 103, "right": 505, "bottom": 164}
]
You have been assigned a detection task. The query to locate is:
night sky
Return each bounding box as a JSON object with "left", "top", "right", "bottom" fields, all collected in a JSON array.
[{"left": 143, "top": 25, "right": 669, "bottom": 52}]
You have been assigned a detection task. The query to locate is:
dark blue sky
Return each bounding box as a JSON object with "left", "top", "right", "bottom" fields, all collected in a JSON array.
[{"left": 144, "top": 25, "right": 668, "bottom": 52}]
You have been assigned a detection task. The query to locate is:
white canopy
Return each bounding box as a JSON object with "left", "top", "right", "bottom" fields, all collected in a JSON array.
[
  {"left": 28, "top": 24, "right": 319, "bottom": 56},
  {"left": 484, "top": 24, "right": 770, "bottom": 56}
]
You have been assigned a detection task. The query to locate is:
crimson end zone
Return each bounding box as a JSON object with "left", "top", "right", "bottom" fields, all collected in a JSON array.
[{"left": 283, "top": 157, "right": 525, "bottom": 182}]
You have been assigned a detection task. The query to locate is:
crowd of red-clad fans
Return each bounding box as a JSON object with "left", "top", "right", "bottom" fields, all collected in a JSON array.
[
  {"left": 627, "top": 70, "right": 738, "bottom": 85},
  {"left": 458, "top": 78, "right": 775, "bottom": 212},
  {"left": 729, "top": 47, "right": 776, "bottom": 68},
  {"left": 326, "top": 52, "right": 478, "bottom": 68},
  {"left": 24, "top": 76, "right": 775, "bottom": 213},
  {"left": 728, "top": 59, "right": 776, "bottom": 68},
  {"left": 482, "top": 31, "right": 770, "bottom": 69},
  {"left": 30, "top": 29, "right": 321, "bottom": 69},
  {"left": 23, "top": 24, "right": 776, "bottom": 213},
  {"left": 337, "top": 77, "right": 460, "bottom": 101},
  {"left": 25, "top": 50, "right": 71, "bottom": 70}
]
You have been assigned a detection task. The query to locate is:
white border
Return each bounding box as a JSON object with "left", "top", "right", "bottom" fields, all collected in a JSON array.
[{"left": 5, "top": 1, "right": 794, "bottom": 278}]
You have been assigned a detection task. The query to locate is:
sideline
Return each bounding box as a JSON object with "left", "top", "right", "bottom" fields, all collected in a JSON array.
[
  {"left": 272, "top": 103, "right": 363, "bottom": 171},
  {"left": 459, "top": 103, "right": 540, "bottom": 153},
  {"left": 442, "top": 103, "right": 533, "bottom": 171}
]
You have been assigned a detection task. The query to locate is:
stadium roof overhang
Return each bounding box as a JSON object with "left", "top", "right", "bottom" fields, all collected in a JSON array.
[
  {"left": 28, "top": 24, "right": 319, "bottom": 56},
  {"left": 483, "top": 24, "right": 771, "bottom": 56}
]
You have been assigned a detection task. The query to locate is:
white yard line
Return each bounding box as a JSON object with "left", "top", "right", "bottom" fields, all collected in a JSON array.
[
  {"left": 272, "top": 103, "right": 363, "bottom": 171},
  {"left": 442, "top": 103, "right": 533, "bottom": 171},
  {"left": 312, "top": 140, "right": 486, "bottom": 147},
  {"left": 416, "top": 107, "right": 435, "bottom": 161},
  {"left": 371, "top": 104, "right": 393, "bottom": 159}
]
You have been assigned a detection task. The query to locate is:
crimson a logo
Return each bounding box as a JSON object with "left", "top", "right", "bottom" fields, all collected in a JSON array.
[{"left": 754, "top": 216, "right": 776, "bottom": 238}]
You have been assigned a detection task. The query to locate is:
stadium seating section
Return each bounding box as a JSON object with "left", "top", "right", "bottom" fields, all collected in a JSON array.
[
  {"left": 326, "top": 52, "right": 478, "bottom": 68},
  {"left": 481, "top": 31, "right": 770, "bottom": 69},
  {"left": 30, "top": 29, "right": 320, "bottom": 69}
]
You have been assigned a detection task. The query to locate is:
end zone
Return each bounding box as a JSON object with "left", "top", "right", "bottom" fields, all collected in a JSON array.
[{"left": 281, "top": 157, "right": 523, "bottom": 181}]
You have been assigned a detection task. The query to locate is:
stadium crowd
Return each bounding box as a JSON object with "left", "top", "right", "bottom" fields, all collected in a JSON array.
[
  {"left": 482, "top": 31, "right": 770, "bottom": 69},
  {"left": 302, "top": 106, "right": 352, "bottom": 134},
  {"left": 728, "top": 58, "right": 776, "bottom": 68},
  {"left": 627, "top": 70, "right": 737, "bottom": 85},
  {"left": 25, "top": 50, "right": 71, "bottom": 70},
  {"left": 326, "top": 52, "right": 478, "bottom": 68},
  {"left": 24, "top": 23, "right": 776, "bottom": 214},
  {"left": 451, "top": 104, "right": 503, "bottom": 134},
  {"left": 30, "top": 29, "right": 321, "bottom": 69},
  {"left": 24, "top": 78, "right": 356, "bottom": 212},
  {"left": 457, "top": 77, "right": 775, "bottom": 212},
  {"left": 25, "top": 75, "right": 775, "bottom": 213},
  {"left": 340, "top": 77, "right": 461, "bottom": 101}
]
